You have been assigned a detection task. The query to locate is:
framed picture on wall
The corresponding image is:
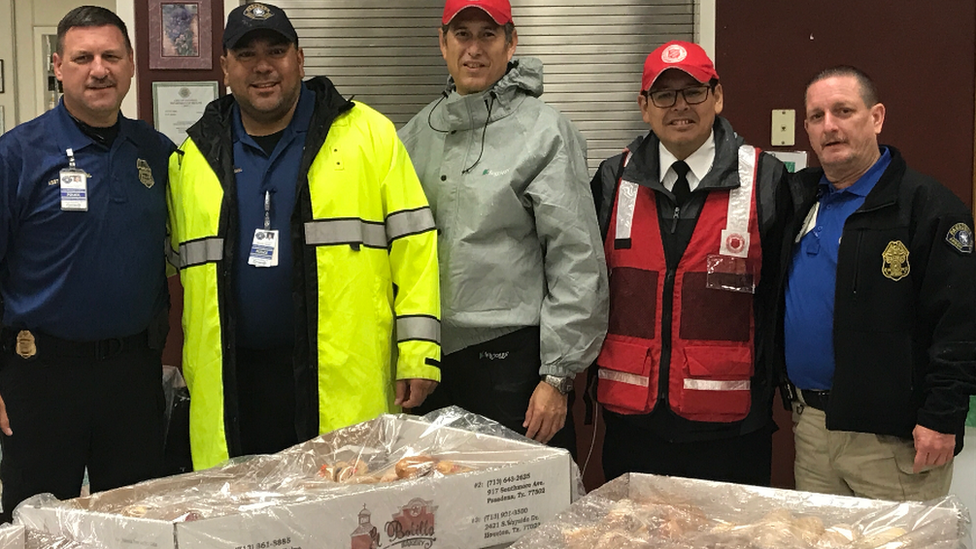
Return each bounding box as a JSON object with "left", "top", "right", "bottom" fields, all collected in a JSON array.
[{"left": 149, "top": 0, "right": 213, "bottom": 70}]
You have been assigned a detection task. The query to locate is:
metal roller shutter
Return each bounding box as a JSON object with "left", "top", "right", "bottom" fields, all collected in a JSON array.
[{"left": 276, "top": 0, "right": 695, "bottom": 172}]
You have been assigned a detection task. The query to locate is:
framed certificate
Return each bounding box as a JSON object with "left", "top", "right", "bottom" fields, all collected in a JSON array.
[{"left": 152, "top": 81, "right": 219, "bottom": 145}]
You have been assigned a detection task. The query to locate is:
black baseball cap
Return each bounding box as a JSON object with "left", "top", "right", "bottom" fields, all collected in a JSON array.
[{"left": 223, "top": 2, "right": 298, "bottom": 50}]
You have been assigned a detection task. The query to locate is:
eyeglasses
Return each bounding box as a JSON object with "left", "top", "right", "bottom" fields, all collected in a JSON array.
[{"left": 644, "top": 85, "right": 711, "bottom": 108}]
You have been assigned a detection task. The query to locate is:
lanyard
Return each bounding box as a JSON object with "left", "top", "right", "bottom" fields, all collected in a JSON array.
[
  {"left": 66, "top": 148, "right": 77, "bottom": 168},
  {"left": 263, "top": 190, "right": 271, "bottom": 230}
]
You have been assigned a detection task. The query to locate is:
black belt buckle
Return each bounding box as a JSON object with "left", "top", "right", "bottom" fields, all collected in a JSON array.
[{"left": 801, "top": 389, "right": 830, "bottom": 411}]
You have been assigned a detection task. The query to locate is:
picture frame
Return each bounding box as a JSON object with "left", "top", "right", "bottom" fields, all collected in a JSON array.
[
  {"left": 149, "top": 0, "right": 213, "bottom": 70},
  {"left": 152, "top": 81, "right": 219, "bottom": 144}
]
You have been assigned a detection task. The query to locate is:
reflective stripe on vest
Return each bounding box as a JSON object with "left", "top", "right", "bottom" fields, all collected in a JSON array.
[
  {"left": 305, "top": 218, "right": 388, "bottom": 248},
  {"left": 721, "top": 145, "right": 757, "bottom": 258},
  {"left": 599, "top": 368, "right": 650, "bottom": 388},
  {"left": 684, "top": 378, "right": 751, "bottom": 391},
  {"left": 386, "top": 207, "right": 435, "bottom": 242},
  {"left": 396, "top": 315, "right": 441, "bottom": 344},
  {"left": 614, "top": 145, "right": 758, "bottom": 257},
  {"left": 614, "top": 150, "right": 637, "bottom": 242},
  {"left": 180, "top": 237, "right": 224, "bottom": 268}
]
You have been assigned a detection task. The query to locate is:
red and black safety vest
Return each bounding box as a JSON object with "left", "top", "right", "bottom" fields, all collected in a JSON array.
[{"left": 597, "top": 145, "right": 762, "bottom": 423}]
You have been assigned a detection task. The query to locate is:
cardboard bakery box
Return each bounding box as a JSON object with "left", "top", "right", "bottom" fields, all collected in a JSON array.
[
  {"left": 16, "top": 410, "right": 576, "bottom": 549},
  {"left": 510, "top": 472, "right": 972, "bottom": 549}
]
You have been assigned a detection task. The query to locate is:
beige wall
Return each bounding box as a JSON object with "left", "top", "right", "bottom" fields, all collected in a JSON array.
[
  {"left": 0, "top": 0, "right": 15, "bottom": 133},
  {"left": 7, "top": 0, "right": 114, "bottom": 127}
]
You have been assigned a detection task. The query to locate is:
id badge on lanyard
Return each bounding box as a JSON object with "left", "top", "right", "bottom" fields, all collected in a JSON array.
[
  {"left": 248, "top": 190, "right": 279, "bottom": 267},
  {"left": 60, "top": 148, "right": 88, "bottom": 211}
]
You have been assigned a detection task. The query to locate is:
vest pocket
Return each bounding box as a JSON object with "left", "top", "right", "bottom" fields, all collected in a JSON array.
[
  {"left": 596, "top": 337, "right": 658, "bottom": 414},
  {"left": 671, "top": 345, "right": 752, "bottom": 422}
]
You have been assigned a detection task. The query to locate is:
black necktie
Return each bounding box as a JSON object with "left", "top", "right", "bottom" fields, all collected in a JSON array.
[{"left": 671, "top": 160, "right": 691, "bottom": 206}]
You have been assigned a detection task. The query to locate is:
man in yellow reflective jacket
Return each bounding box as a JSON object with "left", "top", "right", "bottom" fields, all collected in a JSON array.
[{"left": 168, "top": 2, "right": 441, "bottom": 470}]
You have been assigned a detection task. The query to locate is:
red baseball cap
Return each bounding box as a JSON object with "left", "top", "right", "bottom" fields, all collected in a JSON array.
[
  {"left": 642, "top": 41, "right": 719, "bottom": 91},
  {"left": 442, "top": 0, "right": 513, "bottom": 25}
]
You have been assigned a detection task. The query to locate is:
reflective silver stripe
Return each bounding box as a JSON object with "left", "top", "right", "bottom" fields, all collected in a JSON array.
[
  {"left": 386, "top": 207, "right": 435, "bottom": 242},
  {"left": 179, "top": 238, "right": 224, "bottom": 268},
  {"left": 683, "top": 379, "right": 751, "bottom": 391},
  {"left": 614, "top": 151, "right": 637, "bottom": 241},
  {"left": 165, "top": 239, "right": 181, "bottom": 269},
  {"left": 720, "top": 145, "right": 759, "bottom": 258},
  {"left": 396, "top": 316, "right": 441, "bottom": 343},
  {"left": 598, "top": 368, "right": 649, "bottom": 387},
  {"left": 304, "top": 219, "right": 387, "bottom": 248}
]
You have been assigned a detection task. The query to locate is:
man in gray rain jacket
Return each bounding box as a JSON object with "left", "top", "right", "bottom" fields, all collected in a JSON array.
[{"left": 399, "top": 0, "right": 608, "bottom": 451}]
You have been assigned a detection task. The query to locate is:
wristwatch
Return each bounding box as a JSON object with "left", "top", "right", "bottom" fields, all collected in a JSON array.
[{"left": 542, "top": 374, "right": 574, "bottom": 395}]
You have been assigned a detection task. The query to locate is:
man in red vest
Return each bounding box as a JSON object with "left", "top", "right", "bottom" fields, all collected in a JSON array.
[{"left": 590, "top": 41, "right": 792, "bottom": 485}]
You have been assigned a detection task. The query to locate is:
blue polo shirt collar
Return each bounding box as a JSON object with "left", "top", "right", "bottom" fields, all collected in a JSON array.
[
  {"left": 819, "top": 146, "right": 891, "bottom": 198},
  {"left": 231, "top": 82, "right": 313, "bottom": 153},
  {"left": 53, "top": 99, "right": 140, "bottom": 154}
]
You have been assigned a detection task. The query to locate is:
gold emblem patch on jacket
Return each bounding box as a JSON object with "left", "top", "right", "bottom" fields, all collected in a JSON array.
[
  {"left": 946, "top": 222, "right": 973, "bottom": 254},
  {"left": 137, "top": 159, "right": 154, "bottom": 188},
  {"left": 15, "top": 330, "right": 36, "bottom": 359},
  {"left": 881, "top": 240, "right": 910, "bottom": 281}
]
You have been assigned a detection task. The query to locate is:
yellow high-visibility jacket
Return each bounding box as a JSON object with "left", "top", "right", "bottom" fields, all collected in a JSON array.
[{"left": 168, "top": 77, "right": 441, "bottom": 470}]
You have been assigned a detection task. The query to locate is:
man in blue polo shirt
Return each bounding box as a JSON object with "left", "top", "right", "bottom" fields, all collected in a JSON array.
[
  {"left": 783, "top": 66, "right": 976, "bottom": 501},
  {"left": 0, "top": 6, "right": 172, "bottom": 521}
]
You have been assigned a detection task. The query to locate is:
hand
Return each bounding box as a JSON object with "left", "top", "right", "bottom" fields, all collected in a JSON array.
[
  {"left": 0, "top": 392, "right": 11, "bottom": 436},
  {"left": 395, "top": 379, "right": 438, "bottom": 409},
  {"left": 523, "top": 381, "right": 568, "bottom": 444},
  {"left": 912, "top": 424, "right": 955, "bottom": 473}
]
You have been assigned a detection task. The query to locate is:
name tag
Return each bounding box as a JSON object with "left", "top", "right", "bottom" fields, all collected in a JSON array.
[
  {"left": 59, "top": 168, "right": 88, "bottom": 211},
  {"left": 247, "top": 228, "right": 279, "bottom": 267}
]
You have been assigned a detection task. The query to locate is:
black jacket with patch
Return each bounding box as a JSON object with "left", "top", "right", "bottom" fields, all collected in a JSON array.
[{"left": 781, "top": 146, "right": 976, "bottom": 453}]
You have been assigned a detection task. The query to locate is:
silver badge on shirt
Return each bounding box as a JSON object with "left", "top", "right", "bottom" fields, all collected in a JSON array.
[{"left": 137, "top": 159, "right": 155, "bottom": 189}]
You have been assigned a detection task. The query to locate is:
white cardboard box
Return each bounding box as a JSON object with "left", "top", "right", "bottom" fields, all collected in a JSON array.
[{"left": 17, "top": 414, "right": 574, "bottom": 549}]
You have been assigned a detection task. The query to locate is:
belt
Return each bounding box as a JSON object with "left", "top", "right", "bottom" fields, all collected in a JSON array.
[
  {"left": 1, "top": 328, "right": 148, "bottom": 361},
  {"left": 800, "top": 388, "right": 830, "bottom": 411}
]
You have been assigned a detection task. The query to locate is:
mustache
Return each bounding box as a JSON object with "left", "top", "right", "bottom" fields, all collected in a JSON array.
[{"left": 86, "top": 77, "right": 116, "bottom": 89}]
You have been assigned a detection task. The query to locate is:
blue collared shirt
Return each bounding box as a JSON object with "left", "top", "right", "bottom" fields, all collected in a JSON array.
[
  {"left": 0, "top": 101, "right": 173, "bottom": 340},
  {"left": 784, "top": 147, "right": 892, "bottom": 390},
  {"left": 231, "top": 83, "right": 314, "bottom": 349}
]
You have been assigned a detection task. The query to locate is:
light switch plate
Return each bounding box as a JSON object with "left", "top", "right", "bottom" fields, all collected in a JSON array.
[{"left": 771, "top": 109, "right": 795, "bottom": 146}]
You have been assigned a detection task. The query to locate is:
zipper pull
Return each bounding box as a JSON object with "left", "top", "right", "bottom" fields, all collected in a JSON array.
[{"left": 670, "top": 206, "right": 680, "bottom": 234}]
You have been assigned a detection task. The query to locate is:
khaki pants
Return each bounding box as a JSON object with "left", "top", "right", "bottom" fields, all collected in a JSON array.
[{"left": 792, "top": 395, "right": 952, "bottom": 501}]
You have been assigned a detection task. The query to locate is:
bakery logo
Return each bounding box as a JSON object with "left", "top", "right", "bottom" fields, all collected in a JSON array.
[
  {"left": 662, "top": 44, "right": 687, "bottom": 64},
  {"left": 352, "top": 499, "right": 437, "bottom": 549},
  {"left": 350, "top": 505, "right": 381, "bottom": 549}
]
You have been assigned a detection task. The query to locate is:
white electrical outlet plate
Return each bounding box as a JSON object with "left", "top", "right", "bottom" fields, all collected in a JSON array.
[{"left": 771, "top": 109, "right": 795, "bottom": 146}]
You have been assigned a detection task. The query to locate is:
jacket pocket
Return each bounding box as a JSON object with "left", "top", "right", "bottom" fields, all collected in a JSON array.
[
  {"left": 596, "top": 337, "right": 658, "bottom": 414},
  {"left": 671, "top": 345, "right": 752, "bottom": 422}
]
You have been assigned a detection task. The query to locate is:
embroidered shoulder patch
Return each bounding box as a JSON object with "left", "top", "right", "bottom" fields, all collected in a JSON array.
[{"left": 946, "top": 223, "right": 973, "bottom": 254}]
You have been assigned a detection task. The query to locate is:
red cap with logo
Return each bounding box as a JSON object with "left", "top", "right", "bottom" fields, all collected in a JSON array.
[
  {"left": 641, "top": 40, "right": 719, "bottom": 92},
  {"left": 442, "top": 0, "right": 513, "bottom": 25}
]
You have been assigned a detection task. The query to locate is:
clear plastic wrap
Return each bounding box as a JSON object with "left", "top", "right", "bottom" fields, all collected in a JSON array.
[
  {"left": 509, "top": 473, "right": 972, "bottom": 549},
  {"left": 15, "top": 407, "right": 578, "bottom": 549},
  {"left": 0, "top": 523, "right": 23, "bottom": 549}
]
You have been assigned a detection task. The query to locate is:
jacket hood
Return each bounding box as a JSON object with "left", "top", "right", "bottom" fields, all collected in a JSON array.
[{"left": 433, "top": 57, "right": 544, "bottom": 132}]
